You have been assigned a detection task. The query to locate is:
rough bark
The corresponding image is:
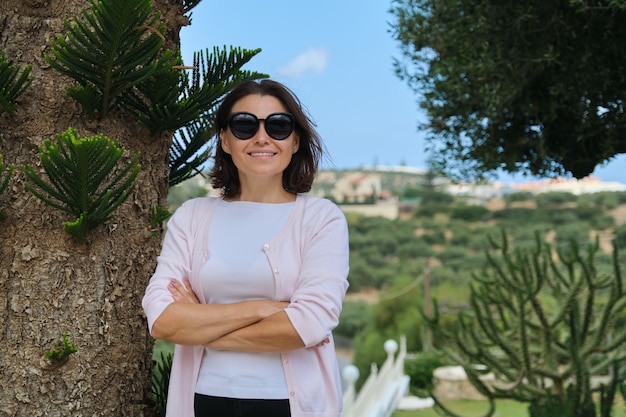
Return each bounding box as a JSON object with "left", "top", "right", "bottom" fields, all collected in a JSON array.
[{"left": 0, "top": 1, "right": 185, "bottom": 415}]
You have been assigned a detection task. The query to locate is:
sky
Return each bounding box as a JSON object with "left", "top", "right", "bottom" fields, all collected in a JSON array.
[{"left": 180, "top": 0, "right": 625, "bottom": 184}]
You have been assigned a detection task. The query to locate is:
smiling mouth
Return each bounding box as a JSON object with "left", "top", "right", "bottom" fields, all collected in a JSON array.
[{"left": 249, "top": 152, "right": 276, "bottom": 157}]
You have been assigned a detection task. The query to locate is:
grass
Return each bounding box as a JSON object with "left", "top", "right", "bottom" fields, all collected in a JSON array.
[
  {"left": 392, "top": 399, "right": 528, "bottom": 417},
  {"left": 393, "top": 397, "right": 626, "bottom": 417}
]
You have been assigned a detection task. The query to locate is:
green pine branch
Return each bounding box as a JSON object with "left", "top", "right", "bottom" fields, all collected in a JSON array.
[
  {"left": 0, "top": 50, "right": 33, "bottom": 114},
  {"left": 45, "top": 0, "right": 166, "bottom": 119},
  {"left": 151, "top": 351, "right": 173, "bottom": 417},
  {"left": 22, "top": 128, "right": 141, "bottom": 244},
  {"left": 44, "top": 0, "right": 267, "bottom": 144},
  {"left": 149, "top": 205, "right": 172, "bottom": 237},
  {"left": 136, "top": 46, "right": 268, "bottom": 135},
  {"left": 188, "top": 46, "right": 268, "bottom": 119},
  {"left": 152, "top": 46, "right": 267, "bottom": 185},
  {"left": 168, "top": 119, "right": 212, "bottom": 187},
  {"left": 182, "top": 0, "right": 203, "bottom": 13},
  {"left": 43, "top": 0, "right": 268, "bottom": 191}
]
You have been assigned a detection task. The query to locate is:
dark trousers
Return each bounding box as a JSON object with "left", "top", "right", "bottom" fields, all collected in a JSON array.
[{"left": 194, "top": 393, "right": 291, "bottom": 417}]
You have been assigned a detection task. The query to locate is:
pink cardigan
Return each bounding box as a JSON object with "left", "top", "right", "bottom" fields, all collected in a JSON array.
[{"left": 142, "top": 195, "right": 350, "bottom": 417}]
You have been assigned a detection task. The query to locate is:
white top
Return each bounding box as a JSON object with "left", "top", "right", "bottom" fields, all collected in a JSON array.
[{"left": 195, "top": 200, "right": 294, "bottom": 399}]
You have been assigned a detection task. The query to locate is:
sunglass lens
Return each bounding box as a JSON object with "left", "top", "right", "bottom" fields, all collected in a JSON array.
[
  {"left": 229, "top": 114, "right": 258, "bottom": 139},
  {"left": 266, "top": 114, "right": 295, "bottom": 140}
]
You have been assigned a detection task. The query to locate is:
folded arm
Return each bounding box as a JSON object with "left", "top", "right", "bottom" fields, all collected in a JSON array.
[
  {"left": 163, "top": 278, "right": 327, "bottom": 351},
  {"left": 151, "top": 279, "right": 288, "bottom": 346},
  {"left": 206, "top": 311, "right": 307, "bottom": 352}
]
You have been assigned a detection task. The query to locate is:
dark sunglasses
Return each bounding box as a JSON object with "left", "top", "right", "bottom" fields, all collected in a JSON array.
[{"left": 227, "top": 112, "right": 296, "bottom": 140}]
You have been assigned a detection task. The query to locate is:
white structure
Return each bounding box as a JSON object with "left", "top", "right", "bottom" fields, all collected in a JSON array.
[
  {"left": 332, "top": 172, "right": 382, "bottom": 203},
  {"left": 396, "top": 395, "right": 435, "bottom": 411},
  {"left": 514, "top": 176, "right": 626, "bottom": 195},
  {"left": 339, "top": 198, "right": 399, "bottom": 220},
  {"left": 341, "top": 337, "right": 410, "bottom": 417},
  {"left": 432, "top": 365, "right": 495, "bottom": 400},
  {"left": 446, "top": 176, "right": 626, "bottom": 199}
]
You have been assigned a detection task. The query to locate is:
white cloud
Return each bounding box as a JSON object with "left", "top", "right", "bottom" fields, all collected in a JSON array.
[{"left": 277, "top": 47, "right": 329, "bottom": 78}]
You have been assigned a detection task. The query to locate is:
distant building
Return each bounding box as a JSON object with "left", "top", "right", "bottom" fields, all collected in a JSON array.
[
  {"left": 331, "top": 172, "right": 382, "bottom": 204},
  {"left": 359, "top": 165, "right": 428, "bottom": 175},
  {"left": 445, "top": 183, "right": 507, "bottom": 200},
  {"left": 446, "top": 176, "right": 626, "bottom": 200},
  {"left": 339, "top": 198, "right": 399, "bottom": 220},
  {"left": 513, "top": 176, "right": 626, "bottom": 195}
]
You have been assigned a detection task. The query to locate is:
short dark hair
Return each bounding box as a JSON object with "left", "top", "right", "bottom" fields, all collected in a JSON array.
[{"left": 209, "top": 79, "right": 323, "bottom": 198}]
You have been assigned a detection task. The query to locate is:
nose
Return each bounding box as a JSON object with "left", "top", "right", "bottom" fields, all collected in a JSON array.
[{"left": 252, "top": 121, "right": 271, "bottom": 143}]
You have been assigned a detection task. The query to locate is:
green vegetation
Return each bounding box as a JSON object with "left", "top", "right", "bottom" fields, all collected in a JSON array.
[
  {"left": 22, "top": 128, "right": 141, "bottom": 244},
  {"left": 152, "top": 350, "right": 173, "bottom": 417},
  {"left": 43, "top": 333, "right": 78, "bottom": 361},
  {"left": 344, "top": 190, "right": 625, "bottom": 298},
  {"left": 391, "top": 0, "right": 626, "bottom": 179},
  {"left": 0, "top": 49, "right": 32, "bottom": 114},
  {"left": 392, "top": 399, "right": 528, "bottom": 417},
  {"left": 340, "top": 189, "right": 626, "bottom": 397},
  {"left": 42, "top": 0, "right": 267, "bottom": 191},
  {"left": 151, "top": 339, "right": 174, "bottom": 417},
  {"left": 426, "top": 232, "right": 625, "bottom": 417},
  {"left": 404, "top": 350, "right": 447, "bottom": 393}
]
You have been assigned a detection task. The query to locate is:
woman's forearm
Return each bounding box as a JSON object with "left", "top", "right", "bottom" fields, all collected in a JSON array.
[
  {"left": 205, "top": 311, "right": 310, "bottom": 352},
  {"left": 151, "top": 300, "right": 286, "bottom": 345}
]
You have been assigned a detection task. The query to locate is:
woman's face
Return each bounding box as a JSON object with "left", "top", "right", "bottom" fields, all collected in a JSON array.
[{"left": 220, "top": 94, "right": 299, "bottom": 185}]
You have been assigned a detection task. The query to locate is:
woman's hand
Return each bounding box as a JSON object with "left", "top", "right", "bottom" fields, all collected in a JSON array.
[
  {"left": 166, "top": 277, "right": 313, "bottom": 350},
  {"left": 167, "top": 278, "right": 289, "bottom": 318},
  {"left": 168, "top": 278, "right": 200, "bottom": 304}
]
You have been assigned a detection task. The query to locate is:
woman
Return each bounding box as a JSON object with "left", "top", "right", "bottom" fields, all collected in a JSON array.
[{"left": 142, "top": 79, "right": 350, "bottom": 417}]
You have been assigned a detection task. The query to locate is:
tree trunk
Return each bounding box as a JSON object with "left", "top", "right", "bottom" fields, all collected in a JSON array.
[{"left": 0, "top": 1, "right": 184, "bottom": 415}]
